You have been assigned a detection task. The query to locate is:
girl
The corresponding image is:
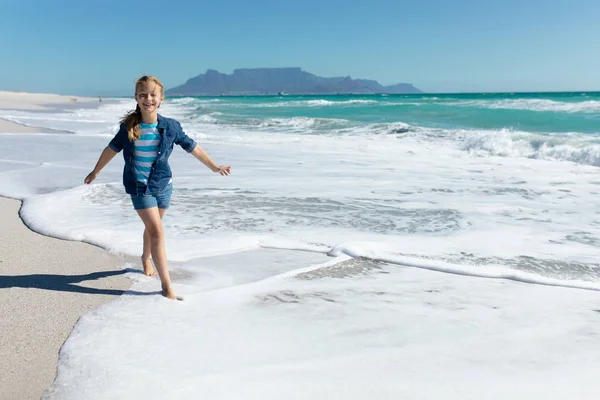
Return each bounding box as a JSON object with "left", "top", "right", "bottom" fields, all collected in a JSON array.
[{"left": 84, "top": 75, "right": 230, "bottom": 300}]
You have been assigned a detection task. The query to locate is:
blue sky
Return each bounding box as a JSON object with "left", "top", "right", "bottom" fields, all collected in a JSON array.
[{"left": 1, "top": 0, "right": 599, "bottom": 94}]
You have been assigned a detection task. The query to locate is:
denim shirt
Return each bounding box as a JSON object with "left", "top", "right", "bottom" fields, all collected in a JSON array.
[{"left": 108, "top": 114, "right": 197, "bottom": 196}]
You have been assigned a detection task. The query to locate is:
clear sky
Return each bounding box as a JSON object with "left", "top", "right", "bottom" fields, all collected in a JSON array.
[{"left": 1, "top": 0, "right": 599, "bottom": 94}]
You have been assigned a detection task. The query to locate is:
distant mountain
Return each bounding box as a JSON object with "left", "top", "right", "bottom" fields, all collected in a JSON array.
[{"left": 166, "top": 68, "right": 421, "bottom": 96}]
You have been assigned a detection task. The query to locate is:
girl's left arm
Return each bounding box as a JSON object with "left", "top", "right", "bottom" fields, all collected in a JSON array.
[
  {"left": 175, "top": 121, "right": 230, "bottom": 175},
  {"left": 191, "top": 145, "right": 231, "bottom": 176}
]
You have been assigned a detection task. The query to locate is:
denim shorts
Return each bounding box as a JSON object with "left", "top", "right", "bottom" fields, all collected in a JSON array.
[{"left": 130, "top": 183, "right": 173, "bottom": 210}]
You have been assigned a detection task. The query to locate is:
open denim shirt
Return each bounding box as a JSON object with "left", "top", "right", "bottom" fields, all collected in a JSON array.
[{"left": 108, "top": 114, "right": 197, "bottom": 196}]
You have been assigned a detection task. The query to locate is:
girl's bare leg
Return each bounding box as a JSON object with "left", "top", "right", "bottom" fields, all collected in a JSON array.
[
  {"left": 136, "top": 207, "right": 178, "bottom": 300},
  {"left": 141, "top": 207, "right": 167, "bottom": 276}
]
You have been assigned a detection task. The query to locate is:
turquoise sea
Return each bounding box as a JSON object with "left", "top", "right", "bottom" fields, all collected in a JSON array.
[{"left": 177, "top": 91, "right": 600, "bottom": 133}]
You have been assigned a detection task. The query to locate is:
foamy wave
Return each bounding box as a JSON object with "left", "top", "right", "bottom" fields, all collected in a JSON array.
[
  {"left": 325, "top": 244, "right": 600, "bottom": 291},
  {"left": 380, "top": 121, "right": 418, "bottom": 135},
  {"left": 461, "top": 130, "right": 600, "bottom": 166},
  {"left": 170, "top": 97, "right": 197, "bottom": 105},
  {"left": 251, "top": 99, "right": 378, "bottom": 108},
  {"left": 184, "top": 131, "right": 211, "bottom": 140},
  {"left": 193, "top": 113, "right": 219, "bottom": 123},
  {"left": 258, "top": 116, "right": 350, "bottom": 131},
  {"left": 252, "top": 118, "right": 423, "bottom": 137},
  {"left": 454, "top": 98, "right": 600, "bottom": 113},
  {"left": 386, "top": 124, "right": 600, "bottom": 166},
  {"left": 257, "top": 240, "right": 600, "bottom": 291},
  {"left": 170, "top": 97, "right": 221, "bottom": 104},
  {"left": 533, "top": 143, "right": 600, "bottom": 165}
]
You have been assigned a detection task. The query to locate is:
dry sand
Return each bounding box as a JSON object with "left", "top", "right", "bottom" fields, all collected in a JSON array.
[
  {"left": 0, "top": 90, "right": 92, "bottom": 111},
  {"left": 0, "top": 198, "right": 132, "bottom": 400},
  {"left": 0, "top": 90, "right": 99, "bottom": 134},
  {"left": 0, "top": 91, "right": 132, "bottom": 400}
]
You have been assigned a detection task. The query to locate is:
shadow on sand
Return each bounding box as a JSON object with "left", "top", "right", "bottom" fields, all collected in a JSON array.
[{"left": 0, "top": 268, "right": 159, "bottom": 296}]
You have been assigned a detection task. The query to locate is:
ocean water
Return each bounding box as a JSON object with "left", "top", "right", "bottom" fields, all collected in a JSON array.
[{"left": 1, "top": 92, "right": 600, "bottom": 399}]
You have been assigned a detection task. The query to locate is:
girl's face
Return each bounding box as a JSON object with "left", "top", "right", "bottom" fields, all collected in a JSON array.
[{"left": 135, "top": 83, "right": 163, "bottom": 114}]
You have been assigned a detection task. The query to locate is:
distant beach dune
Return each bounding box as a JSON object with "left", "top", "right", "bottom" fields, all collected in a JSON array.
[
  {"left": 0, "top": 90, "right": 91, "bottom": 110},
  {"left": 0, "top": 90, "right": 96, "bottom": 133}
]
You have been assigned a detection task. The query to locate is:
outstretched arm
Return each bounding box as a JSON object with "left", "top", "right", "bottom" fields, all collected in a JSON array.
[
  {"left": 190, "top": 145, "right": 231, "bottom": 176},
  {"left": 84, "top": 146, "right": 118, "bottom": 184}
]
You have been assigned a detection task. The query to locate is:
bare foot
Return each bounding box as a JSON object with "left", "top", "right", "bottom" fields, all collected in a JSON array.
[
  {"left": 162, "top": 285, "right": 184, "bottom": 301},
  {"left": 141, "top": 256, "right": 157, "bottom": 276}
]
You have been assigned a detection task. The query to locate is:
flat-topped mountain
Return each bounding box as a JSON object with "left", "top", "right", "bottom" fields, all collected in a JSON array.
[{"left": 166, "top": 68, "right": 421, "bottom": 96}]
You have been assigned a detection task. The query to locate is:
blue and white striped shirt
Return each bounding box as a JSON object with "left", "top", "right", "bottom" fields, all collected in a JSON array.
[{"left": 133, "top": 122, "right": 161, "bottom": 183}]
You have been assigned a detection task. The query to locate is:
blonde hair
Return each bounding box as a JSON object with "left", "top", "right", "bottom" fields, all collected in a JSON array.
[{"left": 121, "top": 75, "right": 165, "bottom": 141}]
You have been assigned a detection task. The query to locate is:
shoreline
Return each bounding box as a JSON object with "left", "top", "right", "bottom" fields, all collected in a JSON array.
[
  {"left": 0, "top": 196, "right": 132, "bottom": 400},
  {"left": 0, "top": 90, "right": 102, "bottom": 134},
  {"left": 0, "top": 90, "right": 133, "bottom": 399},
  {"left": 0, "top": 118, "right": 71, "bottom": 134}
]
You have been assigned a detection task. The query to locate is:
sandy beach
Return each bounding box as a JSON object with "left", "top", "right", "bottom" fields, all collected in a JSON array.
[
  {"left": 0, "top": 118, "right": 56, "bottom": 134},
  {"left": 0, "top": 91, "right": 131, "bottom": 400},
  {"left": 0, "top": 91, "right": 91, "bottom": 111},
  {"left": 0, "top": 90, "right": 98, "bottom": 134}
]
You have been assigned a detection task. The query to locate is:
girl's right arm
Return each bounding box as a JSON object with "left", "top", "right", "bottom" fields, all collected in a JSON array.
[{"left": 84, "top": 146, "right": 118, "bottom": 184}]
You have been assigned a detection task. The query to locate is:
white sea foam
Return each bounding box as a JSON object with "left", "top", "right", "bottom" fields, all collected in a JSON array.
[
  {"left": 42, "top": 252, "right": 600, "bottom": 400},
  {"left": 246, "top": 99, "right": 379, "bottom": 108},
  {"left": 451, "top": 98, "right": 600, "bottom": 113},
  {"left": 257, "top": 116, "right": 351, "bottom": 132},
  {"left": 2, "top": 96, "right": 600, "bottom": 399},
  {"left": 461, "top": 130, "right": 600, "bottom": 166},
  {"left": 170, "top": 97, "right": 202, "bottom": 105},
  {"left": 193, "top": 113, "right": 219, "bottom": 123}
]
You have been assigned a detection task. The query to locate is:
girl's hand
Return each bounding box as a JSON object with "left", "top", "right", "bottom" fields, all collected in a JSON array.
[
  {"left": 213, "top": 165, "right": 231, "bottom": 176},
  {"left": 84, "top": 171, "right": 97, "bottom": 184}
]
